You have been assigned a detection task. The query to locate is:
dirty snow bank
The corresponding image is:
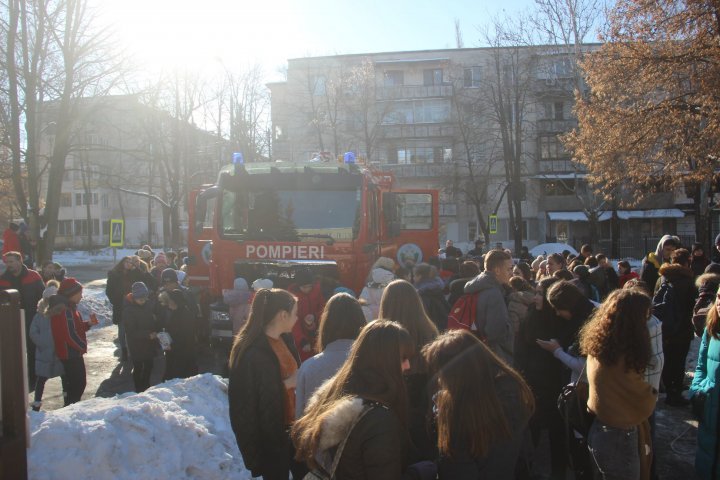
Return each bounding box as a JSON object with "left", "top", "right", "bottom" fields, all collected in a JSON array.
[{"left": 28, "top": 374, "right": 250, "bottom": 480}]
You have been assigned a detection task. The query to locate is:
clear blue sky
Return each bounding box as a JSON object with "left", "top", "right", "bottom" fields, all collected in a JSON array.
[{"left": 98, "top": 0, "right": 539, "bottom": 80}]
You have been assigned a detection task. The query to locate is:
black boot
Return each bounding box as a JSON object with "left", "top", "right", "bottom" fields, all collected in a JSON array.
[{"left": 121, "top": 347, "right": 128, "bottom": 362}]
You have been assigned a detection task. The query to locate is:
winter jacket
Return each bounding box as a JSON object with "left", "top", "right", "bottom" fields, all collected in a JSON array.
[
  {"left": 464, "top": 272, "right": 513, "bottom": 363},
  {"left": 289, "top": 282, "right": 326, "bottom": 361},
  {"left": 436, "top": 373, "right": 531, "bottom": 479},
  {"left": 2, "top": 228, "right": 21, "bottom": 255},
  {"left": 106, "top": 268, "right": 144, "bottom": 324},
  {"left": 515, "top": 306, "right": 568, "bottom": 419},
  {"left": 163, "top": 305, "right": 197, "bottom": 380},
  {"left": 229, "top": 333, "right": 300, "bottom": 478},
  {"left": 656, "top": 263, "right": 697, "bottom": 343},
  {"left": 416, "top": 277, "right": 450, "bottom": 332},
  {"left": 29, "top": 299, "right": 65, "bottom": 378},
  {"left": 507, "top": 290, "right": 534, "bottom": 335},
  {"left": 693, "top": 273, "right": 720, "bottom": 336},
  {"left": 619, "top": 271, "right": 640, "bottom": 288},
  {"left": 312, "top": 396, "right": 414, "bottom": 480},
  {"left": 295, "top": 338, "right": 354, "bottom": 418},
  {"left": 640, "top": 235, "right": 678, "bottom": 294},
  {"left": 589, "top": 266, "right": 609, "bottom": 299},
  {"left": 0, "top": 265, "right": 45, "bottom": 323},
  {"left": 360, "top": 268, "right": 395, "bottom": 322},
  {"left": 49, "top": 300, "right": 89, "bottom": 361},
  {"left": 122, "top": 294, "right": 158, "bottom": 362},
  {"left": 691, "top": 256, "right": 711, "bottom": 277},
  {"left": 689, "top": 329, "right": 720, "bottom": 479}
]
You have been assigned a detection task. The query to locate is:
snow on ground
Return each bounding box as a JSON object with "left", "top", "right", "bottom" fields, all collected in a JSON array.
[
  {"left": 28, "top": 374, "right": 251, "bottom": 480},
  {"left": 53, "top": 248, "right": 137, "bottom": 267},
  {"left": 76, "top": 286, "right": 113, "bottom": 328}
]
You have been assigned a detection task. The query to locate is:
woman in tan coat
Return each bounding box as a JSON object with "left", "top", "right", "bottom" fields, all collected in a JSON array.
[{"left": 580, "top": 289, "right": 658, "bottom": 480}]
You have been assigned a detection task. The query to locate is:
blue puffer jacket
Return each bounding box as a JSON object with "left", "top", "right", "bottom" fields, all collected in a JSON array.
[{"left": 690, "top": 329, "right": 720, "bottom": 479}]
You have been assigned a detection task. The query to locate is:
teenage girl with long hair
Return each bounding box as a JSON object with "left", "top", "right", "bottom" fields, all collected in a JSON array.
[
  {"left": 423, "top": 329, "right": 535, "bottom": 478},
  {"left": 292, "top": 320, "right": 431, "bottom": 479},
  {"left": 378, "top": 279, "right": 439, "bottom": 457},
  {"left": 228, "top": 288, "right": 306, "bottom": 480},
  {"left": 580, "top": 288, "right": 657, "bottom": 479}
]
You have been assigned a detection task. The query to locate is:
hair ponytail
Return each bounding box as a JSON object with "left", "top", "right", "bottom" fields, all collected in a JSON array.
[{"left": 229, "top": 288, "right": 296, "bottom": 367}]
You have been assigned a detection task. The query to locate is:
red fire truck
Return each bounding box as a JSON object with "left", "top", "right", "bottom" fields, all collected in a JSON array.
[{"left": 186, "top": 159, "right": 439, "bottom": 347}]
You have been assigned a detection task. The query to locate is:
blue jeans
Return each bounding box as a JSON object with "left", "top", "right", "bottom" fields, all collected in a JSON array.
[{"left": 587, "top": 419, "right": 639, "bottom": 480}]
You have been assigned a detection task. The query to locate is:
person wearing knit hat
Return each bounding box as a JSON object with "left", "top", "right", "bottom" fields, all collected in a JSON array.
[
  {"left": 123, "top": 281, "right": 158, "bottom": 392},
  {"left": 161, "top": 268, "right": 178, "bottom": 284},
  {"left": 158, "top": 269, "right": 200, "bottom": 323},
  {"left": 29, "top": 280, "right": 66, "bottom": 411},
  {"left": 49, "top": 276, "right": 90, "bottom": 405}
]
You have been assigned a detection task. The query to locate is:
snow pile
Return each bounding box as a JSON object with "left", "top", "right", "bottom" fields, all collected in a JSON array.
[{"left": 28, "top": 374, "right": 251, "bottom": 480}]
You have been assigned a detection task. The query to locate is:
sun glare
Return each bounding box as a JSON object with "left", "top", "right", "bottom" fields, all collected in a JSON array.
[{"left": 99, "top": 0, "right": 303, "bottom": 77}]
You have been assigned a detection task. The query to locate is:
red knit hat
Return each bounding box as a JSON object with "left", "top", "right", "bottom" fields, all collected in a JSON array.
[{"left": 58, "top": 277, "right": 83, "bottom": 298}]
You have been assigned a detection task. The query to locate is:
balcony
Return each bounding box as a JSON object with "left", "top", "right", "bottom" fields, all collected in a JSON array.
[
  {"left": 537, "top": 159, "right": 585, "bottom": 174},
  {"left": 380, "top": 123, "right": 456, "bottom": 139},
  {"left": 380, "top": 163, "right": 456, "bottom": 178},
  {"left": 536, "top": 118, "right": 577, "bottom": 133},
  {"left": 376, "top": 84, "right": 453, "bottom": 101}
]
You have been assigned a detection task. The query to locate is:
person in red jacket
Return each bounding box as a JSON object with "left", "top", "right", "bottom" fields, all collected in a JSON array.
[
  {"left": 2, "top": 222, "right": 22, "bottom": 256},
  {"left": 49, "top": 277, "right": 92, "bottom": 405},
  {"left": 0, "top": 251, "right": 45, "bottom": 383},
  {"left": 289, "top": 269, "right": 325, "bottom": 362}
]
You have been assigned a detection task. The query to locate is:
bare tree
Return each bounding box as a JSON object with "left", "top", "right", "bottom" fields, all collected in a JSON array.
[
  {"left": 1, "top": 0, "right": 127, "bottom": 262},
  {"left": 480, "top": 16, "right": 539, "bottom": 254}
]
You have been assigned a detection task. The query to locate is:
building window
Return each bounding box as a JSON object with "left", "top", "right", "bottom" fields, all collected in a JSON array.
[
  {"left": 60, "top": 193, "right": 72, "bottom": 207},
  {"left": 101, "top": 194, "right": 109, "bottom": 208},
  {"left": 75, "top": 192, "right": 99, "bottom": 206},
  {"left": 394, "top": 146, "right": 450, "bottom": 165},
  {"left": 102, "top": 220, "right": 110, "bottom": 235},
  {"left": 57, "top": 220, "right": 73, "bottom": 236},
  {"left": 464, "top": 66, "right": 481, "bottom": 87},
  {"left": 554, "top": 102, "right": 564, "bottom": 120},
  {"left": 423, "top": 68, "right": 443, "bottom": 86},
  {"left": 75, "top": 193, "right": 82, "bottom": 206},
  {"left": 92, "top": 219, "right": 100, "bottom": 235},
  {"left": 74, "top": 220, "right": 87, "bottom": 236},
  {"left": 383, "top": 99, "right": 450, "bottom": 125},
  {"left": 384, "top": 70, "right": 404, "bottom": 86},
  {"left": 308, "top": 75, "right": 326, "bottom": 96},
  {"left": 539, "top": 135, "right": 568, "bottom": 161},
  {"left": 468, "top": 221, "right": 477, "bottom": 241}
]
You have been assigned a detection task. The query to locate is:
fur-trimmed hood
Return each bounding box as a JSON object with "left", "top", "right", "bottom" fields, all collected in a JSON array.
[
  {"left": 658, "top": 263, "right": 694, "bottom": 281},
  {"left": 696, "top": 272, "right": 720, "bottom": 289},
  {"left": 317, "top": 397, "right": 365, "bottom": 452}
]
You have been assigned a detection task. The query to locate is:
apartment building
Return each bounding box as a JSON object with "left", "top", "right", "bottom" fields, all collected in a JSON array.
[
  {"left": 268, "top": 47, "right": 699, "bottom": 255},
  {"left": 37, "top": 95, "right": 223, "bottom": 249}
]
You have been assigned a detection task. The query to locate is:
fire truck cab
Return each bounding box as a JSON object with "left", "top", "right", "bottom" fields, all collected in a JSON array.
[{"left": 187, "top": 159, "right": 439, "bottom": 348}]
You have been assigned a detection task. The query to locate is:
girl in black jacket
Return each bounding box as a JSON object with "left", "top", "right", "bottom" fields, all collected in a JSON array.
[
  {"left": 228, "top": 288, "right": 305, "bottom": 480},
  {"left": 292, "top": 320, "right": 435, "bottom": 480},
  {"left": 423, "top": 329, "right": 535, "bottom": 480},
  {"left": 162, "top": 289, "right": 198, "bottom": 380},
  {"left": 122, "top": 282, "right": 158, "bottom": 392}
]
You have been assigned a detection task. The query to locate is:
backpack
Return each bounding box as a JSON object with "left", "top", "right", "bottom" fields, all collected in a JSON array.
[
  {"left": 652, "top": 280, "right": 680, "bottom": 336},
  {"left": 447, "top": 292, "right": 480, "bottom": 333}
]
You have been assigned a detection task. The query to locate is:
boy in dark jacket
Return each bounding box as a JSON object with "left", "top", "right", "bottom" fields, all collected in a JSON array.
[{"left": 655, "top": 249, "right": 698, "bottom": 406}]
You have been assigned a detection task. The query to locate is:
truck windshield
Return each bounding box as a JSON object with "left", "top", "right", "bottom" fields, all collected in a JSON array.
[{"left": 220, "top": 188, "right": 361, "bottom": 242}]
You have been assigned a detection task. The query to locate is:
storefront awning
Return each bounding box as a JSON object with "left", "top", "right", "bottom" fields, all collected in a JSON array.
[{"left": 547, "top": 209, "right": 685, "bottom": 222}]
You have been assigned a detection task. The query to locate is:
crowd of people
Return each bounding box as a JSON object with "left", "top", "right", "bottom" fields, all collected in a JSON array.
[
  {"left": 0, "top": 243, "right": 201, "bottom": 410},
  {"left": 227, "top": 235, "right": 720, "bottom": 480},
  {"left": 2, "top": 225, "right": 719, "bottom": 479}
]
